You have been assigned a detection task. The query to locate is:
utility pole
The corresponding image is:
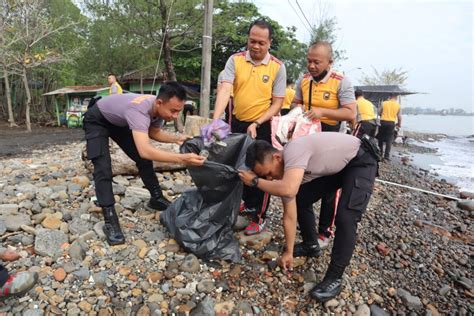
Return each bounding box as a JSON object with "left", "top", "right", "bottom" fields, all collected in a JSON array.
[{"left": 199, "top": 0, "right": 213, "bottom": 118}]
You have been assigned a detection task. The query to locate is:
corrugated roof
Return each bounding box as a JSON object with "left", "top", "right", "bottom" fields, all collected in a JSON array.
[
  {"left": 43, "top": 86, "right": 108, "bottom": 96},
  {"left": 121, "top": 66, "right": 165, "bottom": 81},
  {"left": 355, "top": 85, "right": 421, "bottom": 96}
]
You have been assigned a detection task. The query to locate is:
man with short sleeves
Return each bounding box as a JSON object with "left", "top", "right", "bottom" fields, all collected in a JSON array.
[
  {"left": 377, "top": 94, "right": 402, "bottom": 160},
  {"left": 108, "top": 74, "right": 123, "bottom": 95},
  {"left": 353, "top": 89, "right": 377, "bottom": 137},
  {"left": 83, "top": 82, "right": 205, "bottom": 245},
  {"left": 238, "top": 133, "right": 378, "bottom": 302},
  {"left": 212, "top": 19, "right": 287, "bottom": 235},
  {"left": 293, "top": 41, "right": 357, "bottom": 249}
]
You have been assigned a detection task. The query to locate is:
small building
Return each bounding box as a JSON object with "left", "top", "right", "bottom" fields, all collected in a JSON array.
[
  {"left": 43, "top": 86, "right": 109, "bottom": 127},
  {"left": 120, "top": 67, "right": 164, "bottom": 94},
  {"left": 354, "top": 85, "right": 421, "bottom": 108},
  {"left": 120, "top": 67, "right": 201, "bottom": 101}
]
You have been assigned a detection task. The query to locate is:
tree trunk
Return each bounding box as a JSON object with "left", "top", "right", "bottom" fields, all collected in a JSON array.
[
  {"left": 162, "top": 33, "right": 176, "bottom": 81},
  {"left": 3, "top": 63, "right": 17, "bottom": 127},
  {"left": 159, "top": 0, "right": 176, "bottom": 81},
  {"left": 21, "top": 67, "right": 32, "bottom": 132}
]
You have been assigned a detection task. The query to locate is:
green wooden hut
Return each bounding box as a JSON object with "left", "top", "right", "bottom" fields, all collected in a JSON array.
[{"left": 43, "top": 86, "right": 109, "bottom": 127}]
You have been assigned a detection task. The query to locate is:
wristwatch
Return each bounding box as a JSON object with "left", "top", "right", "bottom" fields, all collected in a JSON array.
[
  {"left": 250, "top": 176, "right": 259, "bottom": 188},
  {"left": 253, "top": 121, "right": 261, "bottom": 128}
]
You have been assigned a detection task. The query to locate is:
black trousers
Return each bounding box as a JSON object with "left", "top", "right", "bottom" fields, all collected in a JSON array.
[
  {"left": 354, "top": 121, "right": 376, "bottom": 138},
  {"left": 280, "top": 108, "right": 290, "bottom": 116},
  {"left": 296, "top": 149, "right": 377, "bottom": 270},
  {"left": 83, "top": 104, "right": 163, "bottom": 207},
  {"left": 377, "top": 120, "right": 396, "bottom": 158},
  {"left": 0, "top": 264, "right": 9, "bottom": 287},
  {"left": 317, "top": 122, "right": 341, "bottom": 237},
  {"left": 231, "top": 116, "right": 271, "bottom": 221}
]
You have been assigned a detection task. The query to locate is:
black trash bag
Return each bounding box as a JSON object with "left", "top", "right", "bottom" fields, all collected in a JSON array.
[{"left": 160, "top": 134, "right": 254, "bottom": 262}]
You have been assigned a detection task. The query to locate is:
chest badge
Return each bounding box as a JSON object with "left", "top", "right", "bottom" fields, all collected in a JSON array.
[
  {"left": 323, "top": 92, "right": 330, "bottom": 100},
  {"left": 262, "top": 75, "right": 270, "bottom": 83}
]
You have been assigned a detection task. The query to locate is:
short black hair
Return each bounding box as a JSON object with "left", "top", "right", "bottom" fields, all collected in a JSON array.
[
  {"left": 245, "top": 140, "right": 278, "bottom": 169},
  {"left": 287, "top": 78, "right": 294, "bottom": 86},
  {"left": 248, "top": 19, "right": 273, "bottom": 40},
  {"left": 157, "top": 81, "right": 187, "bottom": 102},
  {"left": 309, "top": 41, "right": 333, "bottom": 61},
  {"left": 355, "top": 89, "right": 363, "bottom": 98},
  {"left": 107, "top": 74, "right": 116, "bottom": 77}
]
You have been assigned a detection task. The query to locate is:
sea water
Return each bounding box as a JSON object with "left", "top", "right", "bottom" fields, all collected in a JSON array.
[{"left": 403, "top": 115, "right": 474, "bottom": 193}]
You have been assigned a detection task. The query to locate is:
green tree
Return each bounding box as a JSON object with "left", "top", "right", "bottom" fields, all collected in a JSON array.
[
  {"left": 207, "top": 1, "right": 306, "bottom": 84},
  {"left": 273, "top": 26, "right": 307, "bottom": 82},
  {"left": 84, "top": 0, "right": 203, "bottom": 81},
  {"left": 361, "top": 67, "right": 409, "bottom": 87},
  {"left": 1, "top": 0, "right": 77, "bottom": 131},
  {"left": 310, "top": 17, "right": 345, "bottom": 63},
  {"left": 0, "top": 0, "right": 18, "bottom": 126}
]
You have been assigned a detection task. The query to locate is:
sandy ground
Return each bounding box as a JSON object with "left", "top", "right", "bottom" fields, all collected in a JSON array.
[{"left": 0, "top": 123, "right": 84, "bottom": 159}]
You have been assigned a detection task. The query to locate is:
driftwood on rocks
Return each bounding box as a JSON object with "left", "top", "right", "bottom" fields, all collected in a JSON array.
[{"left": 82, "top": 141, "right": 185, "bottom": 176}]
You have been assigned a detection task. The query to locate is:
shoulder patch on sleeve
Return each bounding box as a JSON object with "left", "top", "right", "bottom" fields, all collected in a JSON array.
[
  {"left": 330, "top": 73, "right": 344, "bottom": 81},
  {"left": 269, "top": 55, "right": 283, "bottom": 65},
  {"left": 330, "top": 70, "right": 345, "bottom": 81}
]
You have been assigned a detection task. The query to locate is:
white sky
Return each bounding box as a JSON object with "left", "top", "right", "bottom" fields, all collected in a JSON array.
[{"left": 253, "top": 0, "right": 473, "bottom": 111}]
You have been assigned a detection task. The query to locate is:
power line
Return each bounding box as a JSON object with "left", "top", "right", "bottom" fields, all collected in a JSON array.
[
  {"left": 151, "top": 0, "right": 175, "bottom": 94},
  {"left": 287, "top": 0, "right": 312, "bottom": 34},
  {"left": 295, "top": 0, "right": 313, "bottom": 32}
]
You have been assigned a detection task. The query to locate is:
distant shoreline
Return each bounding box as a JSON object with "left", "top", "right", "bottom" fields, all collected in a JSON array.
[{"left": 404, "top": 113, "right": 474, "bottom": 116}]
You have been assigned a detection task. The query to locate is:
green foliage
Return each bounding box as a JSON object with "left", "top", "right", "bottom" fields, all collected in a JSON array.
[
  {"left": 274, "top": 26, "right": 307, "bottom": 82},
  {"left": 209, "top": 2, "right": 306, "bottom": 84},
  {"left": 310, "top": 17, "right": 345, "bottom": 63},
  {"left": 82, "top": 0, "right": 203, "bottom": 81},
  {"left": 41, "top": 0, "right": 88, "bottom": 85},
  {"left": 1, "top": 0, "right": 347, "bottom": 124},
  {"left": 361, "top": 67, "right": 409, "bottom": 87}
]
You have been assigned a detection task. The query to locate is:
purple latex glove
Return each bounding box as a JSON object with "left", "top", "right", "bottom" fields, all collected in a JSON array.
[{"left": 201, "top": 119, "right": 231, "bottom": 146}]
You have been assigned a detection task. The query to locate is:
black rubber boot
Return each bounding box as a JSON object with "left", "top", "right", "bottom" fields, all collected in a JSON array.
[
  {"left": 144, "top": 186, "right": 171, "bottom": 212},
  {"left": 102, "top": 206, "right": 125, "bottom": 245}
]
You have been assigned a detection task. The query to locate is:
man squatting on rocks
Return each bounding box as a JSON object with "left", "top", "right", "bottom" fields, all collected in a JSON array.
[
  {"left": 239, "top": 132, "right": 378, "bottom": 302},
  {"left": 83, "top": 82, "right": 205, "bottom": 246}
]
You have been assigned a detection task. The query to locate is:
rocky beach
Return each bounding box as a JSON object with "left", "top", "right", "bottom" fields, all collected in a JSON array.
[{"left": 0, "top": 127, "right": 472, "bottom": 315}]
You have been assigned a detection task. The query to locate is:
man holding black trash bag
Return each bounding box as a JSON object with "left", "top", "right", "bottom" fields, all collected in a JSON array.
[
  {"left": 83, "top": 81, "right": 205, "bottom": 246},
  {"left": 212, "top": 19, "right": 287, "bottom": 235},
  {"left": 238, "top": 132, "right": 379, "bottom": 302}
]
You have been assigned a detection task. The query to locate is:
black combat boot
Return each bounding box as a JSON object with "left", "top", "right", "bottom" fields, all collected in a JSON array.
[
  {"left": 102, "top": 206, "right": 125, "bottom": 245},
  {"left": 144, "top": 186, "right": 171, "bottom": 212}
]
